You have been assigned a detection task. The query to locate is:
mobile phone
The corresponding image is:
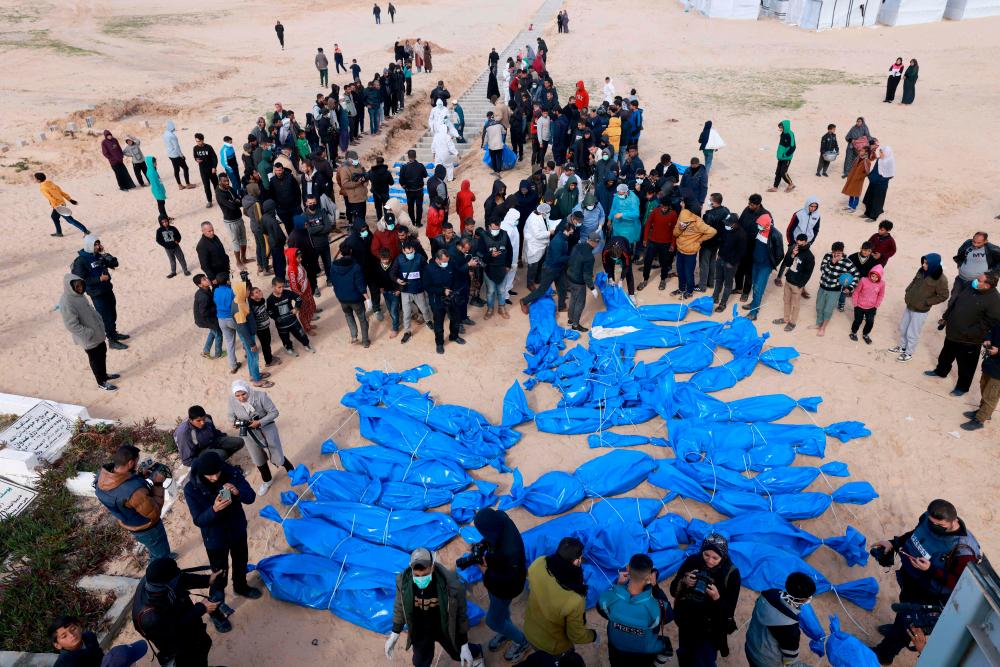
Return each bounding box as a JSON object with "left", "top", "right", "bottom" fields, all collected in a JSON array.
[{"left": 218, "top": 487, "right": 232, "bottom": 502}]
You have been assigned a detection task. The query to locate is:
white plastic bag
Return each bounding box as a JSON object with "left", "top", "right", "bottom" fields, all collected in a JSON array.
[{"left": 705, "top": 128, "right": 726, "bottom": 150}]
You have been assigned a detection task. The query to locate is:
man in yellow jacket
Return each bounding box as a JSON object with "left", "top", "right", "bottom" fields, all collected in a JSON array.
[
  {"left": 36, "top": 172, "right": 90, "bottom": 237},
  {"left": 524, "top": 537, "right": 599, "bottom": 659},
  {"left": 672, "top": 203, "right": 717, "bottom": 298}
]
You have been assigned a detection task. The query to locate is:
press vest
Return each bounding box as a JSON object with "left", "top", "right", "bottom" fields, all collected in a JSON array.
[
  {"left": 901, "top": 514, "right": 981, "bottom": 597},
  {"left": 598, "top": 584, "right": 667, "bottom": 655},
  {"left": 95, "top": 473, "right": 150, "bottom": 528}
]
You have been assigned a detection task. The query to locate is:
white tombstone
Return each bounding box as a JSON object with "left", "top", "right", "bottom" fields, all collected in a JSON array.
[
  {"left": 0, "top": 401, "right": 75, "bottom": 464},
  {"left": 85, "top": 115, "right": 95, "bottom": 128},
  {"left": 36, "top": 132, "right": 46, "bottom": 142}
]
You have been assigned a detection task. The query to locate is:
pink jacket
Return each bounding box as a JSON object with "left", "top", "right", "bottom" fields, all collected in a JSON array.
[{"left": 852, "top": 263, "right": 886, "bottom": 309}]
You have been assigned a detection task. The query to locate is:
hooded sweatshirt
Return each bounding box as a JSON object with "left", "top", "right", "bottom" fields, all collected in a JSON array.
[
  {"left": 163, "top": 120, "right": 182, "bottom": 159},
  {"left": 330, "top": 257, "right": 367, "bottom": 304},
  {"left": 786, "top": 196, "right": 820, "bottom": 244},
  {"left": 475, "top": 508, "right": 527, "bottom": 601},
  {"left": 852, "top": 263, "right": 886, "bottom": 310},
  {"left": 904, "top": 254, "right": 949, "bottom": 313},
  {"left": 574, "top": 81, "right": 589, "bottom": 111},
  {"left": 101, "top": 131, "right": 125, "bottom": 165},
  {"left": 456, "top": 180, "right": 476, "bottom": 221},
  {"left": 60, "top": 274, "right": 105, "bottom": 348},
  {"left": 673, "top": 210, "right": 717, "bottom": 255},
  {"left": 145, "top": 156, "right": 166, "bottom": 201},
  {"left": 71, "top": 235, "right": 116, "bottom": 297},
  {"left": 776, "top": 120, "right": 796, "bottom": 161}
]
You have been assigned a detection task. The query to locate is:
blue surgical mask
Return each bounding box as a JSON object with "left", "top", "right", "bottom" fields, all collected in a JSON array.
[
  {"left": 404, "top": 252, "right": 415, "bottom": 260},
  {"left": 360, "top": 230, "right": 369, "bottom": 238},
  {"left": 386, "top": 224, "right": 395, "bottom": 230},
  {"left": 413, "top": 574, "right": 433, "bottom": 590},
  {"left": 439, "top": 262, "right": 449, "bottom": 269},
  {"left": 971, "top": 279, "right": 980, "bottom": 290}
]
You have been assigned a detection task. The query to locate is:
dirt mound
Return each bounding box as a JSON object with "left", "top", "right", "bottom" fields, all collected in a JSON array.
[{"left": 50, "top": 97, "right": 181, "bottom": 128}]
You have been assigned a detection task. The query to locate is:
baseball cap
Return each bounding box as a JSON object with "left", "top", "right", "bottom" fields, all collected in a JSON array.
[
  {"left": 101, "top": 641, "right": 148, "bottom": 667},
  {"left": 410, "top": 547, "right": 433, "bottom": 569}
]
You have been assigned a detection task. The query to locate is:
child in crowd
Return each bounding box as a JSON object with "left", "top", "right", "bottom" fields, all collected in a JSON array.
[{"left": 850, "top": 264, "right": 886, "bottom": 344}]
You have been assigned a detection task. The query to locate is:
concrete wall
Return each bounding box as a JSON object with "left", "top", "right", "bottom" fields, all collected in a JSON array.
[
  {"left": 878, "top": 0, "right": 948, "bottom": 24},
  {"left": 944, "top": 0, "right": 1000, "bottom": 18}
]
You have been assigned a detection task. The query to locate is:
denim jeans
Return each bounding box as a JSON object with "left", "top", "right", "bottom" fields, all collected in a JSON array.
[
  {"left": 702, "top": 149, "right": 714, "bottom": 172},
  {"left": 133, "top": 522, "right": 171, "bottom": 560},
  {"left": 485, "top": 593, "right": 526, "bottom": 645},
  {"left": 747, "top": 262, "right": 772, "bottom": 315},
  {"left": 368, "top": 108, "right": 380, "bottom": 134},
  {"left": 50, "top": 209, "right": 89, "bottom": 235},
  {"left": 848, "top": 196, "right": 859, "bottom": 209},
  {"left": 235, "top": 323, "right": 262, "bottom": 381},
  {"left": 203, "top": 327, "right": 223, "bottom": 356},
  {"left": 676, "top": 252, "right": 697, "bottom": 293},
  {"left": 485, "top": 276, "right": 506, "bottom": 308},
  {"left": 383, "top": 291, "right": 401, "bottom": 331}
]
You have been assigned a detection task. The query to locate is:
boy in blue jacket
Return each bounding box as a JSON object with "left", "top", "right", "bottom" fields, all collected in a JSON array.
[{"left": 597, "top": 553, "right": 673, "bottom": 666}]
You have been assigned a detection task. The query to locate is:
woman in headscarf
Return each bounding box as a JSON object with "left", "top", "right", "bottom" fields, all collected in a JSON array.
[
  {"left": 862, "top": 145, "right": 895, "bottom": 221},
  {"left": 414, "top": 39, "right": 424, "bottom": 72},
  {"left": 101, "top": 130, "right": 136, "bottom": 191},
  {"left": 227, "top": 380, "right": 293, "bottom": 494},
  {"left": 422, "top": 41, "right": 433, "bottom": 73},
  {"left": 884, "top": 57, "right": 905, "bottom": 103},
  {"left": 842, "top": 116, "right": 871, "bottom": 177},
  {"left": 768, "top": 120, "right": 796, "bottom": 193},
  {"left": 841, "top": 144, "right": 872, "bottom": 212},
  {"left": 251, "top": 117, "right": 268, "bottom": 146},
  {"left": 698, "top": 121, "right": 715, "bottom": 171},
  {"left": 431, "top": 125, "right": 458, "bottom": 183},
  {"left": 901, "top": 59, "right": 919, "bottom": 104},
  {"left": 670, "top": 533, "right": 742, "bottom": 667},
  {"left": 286, "top": 247, "right": 318, "bottom": 333},
  {"left": 487, "top": 68, "right": 500, "bottom": 101},
  {"left": 145, "top": 156, "right": 169, "bottom": 220}
]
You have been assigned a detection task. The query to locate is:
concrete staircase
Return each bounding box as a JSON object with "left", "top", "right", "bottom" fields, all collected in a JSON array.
[{"left": 375, "top": 0, "right": 562, "bottom": 204}]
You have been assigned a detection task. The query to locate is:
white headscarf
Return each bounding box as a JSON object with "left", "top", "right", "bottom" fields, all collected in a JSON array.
[
  {"left": 232, "top": 379, "right": 251, "bottom": 396},
  {"left": 876, "top": 146, "right": 896, "bottom": 178},
  {"left": 792, "top": 196, "right": 820, "bottom": 242}
]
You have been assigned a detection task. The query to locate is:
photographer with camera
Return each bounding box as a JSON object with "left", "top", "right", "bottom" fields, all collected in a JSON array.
[
  {"left": 183, "top": 451, "right": 261, "bottom": 634},
  {"left": 426, "top": 249, "right": 466, "bottom": 355},
  {"left": 95, "top": 444, "right": 173, "bottom": 560},
  {"left": 463, "top": 508, "right": 529, "bottom": 662},
  {"left": 386, "top": 547, "right": 484, "bottom": 666},
  {"left": 174, "top": 405, "right": 245, "bottom": 467},
  {"left": 744, "top": 571, "right": 816, "bottom": 667},
  {"left": 226, "top": 379, "right": 295, "bottom": 496},
  {"left": 71, "top": 234, "right": 129, "bottom": 349},
  {"left": 131, "top": 557, "right": 224, "bottom": 665},
  {"left": 597, "top": 553, "right": 674, "bottom": 666},
  {"left": 960, "top": 319, "right": 1000, "bottom": 430},
  {"left": 871, "top": 498, "right": 982, "bottom": 664},
  {"left": 669, "top": 533, "right": 741, "bottom": 667}
]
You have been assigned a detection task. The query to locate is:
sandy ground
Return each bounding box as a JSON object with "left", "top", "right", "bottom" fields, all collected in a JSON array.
[{"left": 2, "top": 0, "right": 999, "bottom": 664}]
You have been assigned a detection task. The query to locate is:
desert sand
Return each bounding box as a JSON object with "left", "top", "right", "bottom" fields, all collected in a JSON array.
[{"left": 1, "top": 0, "right": 999, "bottom": 664}]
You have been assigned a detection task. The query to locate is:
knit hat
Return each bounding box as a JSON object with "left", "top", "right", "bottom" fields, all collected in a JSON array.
[
  {"left": 587, "top": 232, "right": 602, "bottom": 243},
  {"left": 785, "top": 572, "right": 817, "bottom": 599},
  {"left": 145, "top": 557, "right": 180, "bottom": 584},
  {"left": 197, "top": 451, "right": 224, "bottom": 476},
  {"left": 700, "top": 533, "right": 729, "bottom": 559}
]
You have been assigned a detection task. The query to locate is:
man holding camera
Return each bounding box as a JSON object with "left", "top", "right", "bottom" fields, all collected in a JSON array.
[
  {"left": 183, "top": 451, "right": 261, "bottom": 633},
  {"left": 71, "top": 234, "right": 129, "bottom": 349},
  {"left": 386, "top": 547, "right": 484, "bottom": 666},
  {"left": 426, "top": 248, "right": 466, "bottom": 354},
  {"left": 744, "top": 571, "right": 817, "bottom": 667},
  {"left": 131, "top": 557, "right": 223, "bottom": 665},
  {"left": 173, "top": 405, "right": 245, "bottom": 467},
  {"left": 467, "top": 508, "right": 529, "bottom": 662},
  {"left": 96, "top": 444, "right": 173, "bottom": 561},
  {"left": 597, "top": 553, "right": 674, "bottom": 666},
  {"left": 871, "top": 498, "right": 981, "bottom": 664}
]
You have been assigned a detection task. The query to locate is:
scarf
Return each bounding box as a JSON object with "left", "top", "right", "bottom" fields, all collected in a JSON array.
[
  {"left": 545, "top": 554, "right": 587, "bottom": 596},
  {"left": 845, "top": 119, "right": 870, "bottom": 142},
  {"left": 756, "top": 213, "right": 773, "bottom": 242},
  {"left": 876, "top": 146, "right": 896, "bottom": 178}
]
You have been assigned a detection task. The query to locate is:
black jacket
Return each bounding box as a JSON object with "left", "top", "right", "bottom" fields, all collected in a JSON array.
[
  {"left": 368, "top": 163, "right": 395, "bottom": 197},
  {"left": 670, "top": 554, "right": 742, "bottom": 651},
  {"left": 942, "top": 285, "right": 1000, "bottom": 346},
  {"left": 954, "top": 239, "right": 1000, "bottom": 272},
  {"left": 260, "top": 200, "right": 287, "bottom": 255},
  {"left": 701, "top": 205, "right": 730, "bottom": 250},
  {"left": 196, "top": 235, "right": 230, "bottom": 279},
  {"left": 820, "top": 132, "right": 839, "bottom": 155},
  {"left": 183, "top": 458, "right": 255, "bottom": 551},
  {"left": 131, "top": 572, "right": 213, "bottom": 665},
  {"left": 777, "top": 245, "right": 816, "bottom": 288},
  {"left": 475, "top": 509, "right": 526, "bottom": 601},
  {"left": 565, "top": 242, "right": 596, "bottom": 288},
  {"left": 398, "top": 160, "right": 428, "bottom": 191},
  {"left": 216, "top": 186, "right": 243, "bottom": 221},
  {"left": 848, "top": 251, "right": 878, "bottom": 278},
  {"left": 737, "top": 206, "right": 768, "bottom": 258},
  {"left": 716, "top": 218, "right": 747, "bottom": 265},
  {"left": 271, "top": 171, "right": 302, "bottom": 210},
  {"left": 193, "top": 287, "right": 217, "bottom": 329},
  {"left": 425, "top": 261, "right": 459, "bottom": 307}
]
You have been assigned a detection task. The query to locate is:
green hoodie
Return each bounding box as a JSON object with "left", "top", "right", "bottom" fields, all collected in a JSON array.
[{"left": 776, "top": 120, "right": 796, "bottom": 161}]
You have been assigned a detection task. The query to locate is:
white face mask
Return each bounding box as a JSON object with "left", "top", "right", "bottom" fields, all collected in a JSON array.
[
  {"left": 439, "top": 262, "right": 449, "bottom": 268},
  {"left": 351, "top": 159, "right": 359, "bottom": 166},
  {"left": 490, "top": 229, "right": 500, "bottom": 237},
  {"left": 585, "top": 205, "right": 595, "bottom": 211},
  {"left": 635, "top": 178, "right": 644, "bottom": 184}
]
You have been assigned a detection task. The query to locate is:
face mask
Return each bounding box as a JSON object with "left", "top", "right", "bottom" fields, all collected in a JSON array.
[
  {"left": 757, "top": 224, "right": 764, "bottom": 231},
  {"left": 636, "top": 178, "right": 644, "bottom": 184},
  {"left": 413, "top": 574, "right": 433, "bottom": 590},
  {"left": 386, "top": 224, "right": 395, "bottom": 230},
  {"left": 585, "top": 205, "right": 595, "bottom": 211},
  {"left": 602, "top": 154, "right": 610, "bottom": 161},
  {"left": 928, "top": 521, "right": 951, "bottom": 535},
  {"left": 351, "top": 159, "right": 359, "bottom": 166},
  {"left": 490, "top": 229, "right": 500, "bottom": 237},
  {"left": 613, "top": 257, "right": 622, "bottom": 265},
  {"left": 306, "top": 206, "right": 317, "bottom": 212},
  {"left": 724, "top": 224, "right": 734, "bottom": 231},
  {"left": 360, "top": 230, "right": 369, "bottom": 238},
  {"left": 381, "top": 262, "right": 391, "bottom": 270},
  {"left": 404, "top": 252, "right": 415, "bottom": 260},
  {"left": 971, "top": 279, "right": 980, "bottom": 290},
  {"left": 618, "top": 194, "right": 627, "bottom": 199},
  {"left": 439, "top": 262, "right": 449, "bottom": 269}
]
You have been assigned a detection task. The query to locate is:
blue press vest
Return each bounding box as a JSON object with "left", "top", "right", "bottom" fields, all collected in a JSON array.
[
  {"left": 901, "top": 513, "right": 981, "bottom": 597},
  {"left": 95, "top": 474, "right": 150, "bottom": 528},
  {"left": 598, "top": 583, "right": 667, "bottom": 655}
]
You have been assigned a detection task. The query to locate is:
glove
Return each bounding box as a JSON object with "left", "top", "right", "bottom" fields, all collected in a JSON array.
[
  {"left": 628, "top": 295, "right": 636, "bottom": 305},
  {"left": 385, "top": 632, "right": 399, "bottom": 659},
  {"left": 459, "top": 643, "right": 474, "bottom": 667},
  {"left": 69, "top": 199, "right": 78, "bottom": 205},
  {"left": 591, "top": 288, "right": 598, "bottom": 298}
]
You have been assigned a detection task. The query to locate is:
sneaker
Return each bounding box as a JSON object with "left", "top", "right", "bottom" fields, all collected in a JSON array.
[
  {"left": 923, "top": 370, "right": 941, "bottom": 377},
  {"left": 863, "top": 335, "right": 872, "bottom": 345},
  {"left": 838, "top": 303, "right": 845, "bottom": 312},
  {"left": 470, "top": 297, "right": 486, "bottom": 307},
  {"left": 714, "top": 304, "right": 725, "bottom": 313},
  {"left": 436, "top": 344, "right": 444, "bottom": 354},
  {"left": 265, "top": 358, "right": 283, "bottom": 367},
  {"left": 451, "top": 336, "right": 466, "bottom": 345},
  {"left": 682, "top": 292, "right": 692, "bottom": 299},
  {"left": 772, "top": 318, "right": 786, "bottom": 325},
  {"left": 488, "top": 634, "right": 508, "bottom": 652},
  {"left": 305, "top": 345, "right": 316, "bottom": 354},
  {"left": 235, "top": 586, "right": 263, "bottom": 600},
  {"left": 888, "top": 345, "right": 905, "bottom": 354},
  {"left": 211, "top": 616, "right": 233, "bottom": 633},
  {"left": 693, "top": 286, "right": 707, "bottom": 293},
  {"left": 401, "top": 332, "right": 412, "bottom": 344},
  {"left": 741, "top": 304, "right": 753, "bottom": 310},
  {"left": 106, "top": 373, "right": 121, "bottom": 380},
  {"left": 637, "top": 280, "right": 648, "bottom": 291},
  {"left": 109, "top": 340, "right": 129, "bottom": 350},
  {"left": 166, "top": 273, "right": 177, "bottom": 279},
  {"left": 897, "top": 353, "right": 912, "bottom": 362},
  {"left": 739, "top": 292, "right": 749, "bottom": 302},
  {"left": 462, "top": 318, "right": 476, "bottom": 326},
  {"left": 950, "top": 389, "right": 967, "bottom": 397},
  {"left": 375, "top": 310, "right": 384, "bottom": 321},
  {"left": 658, "top": 279, "right": 666, "bottom": 290},
  {"left": 51, "top": 232, "right": 65, "bottom": 237},
  {"left": 960, "top": 418, "right": 984, "bottom": 431},
  {"left": 286, "top": 347, "right": 299, "bottom": 357},
  {"left": 572, "top": 323, "right": 589, "bottom": 332},
  {"left": 201, "top": 351, "right": 213, "bottom": 359},
  {"left": 670, "top": 289, "right": 682, "bottom": 296},
  {"left": 505, "top": 641, "right": 530, "bottom": 662},
  {"left": 111, "top": 333, "right": 131, "bottom": 340},
  {"left": 257, "top": 480, "right": 273, "bottom": 496},
  {"left": 97, "top": 382, "right": 118, "bottom": 392},
  {"left": 849, "top": 333, "right": 858, "bottom": 341}
]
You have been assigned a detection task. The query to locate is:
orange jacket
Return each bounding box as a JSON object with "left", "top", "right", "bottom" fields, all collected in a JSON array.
[{"left": 40, "top": 180, "right": 71, "bottom": 208}]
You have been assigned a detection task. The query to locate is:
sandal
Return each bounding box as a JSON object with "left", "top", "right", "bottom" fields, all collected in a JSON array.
[{"left": 253, "top": 380, "right": 275, "bottom": 388}]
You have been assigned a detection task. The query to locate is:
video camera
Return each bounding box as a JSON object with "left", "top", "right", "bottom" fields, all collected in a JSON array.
[
  {"left": 870, "top": 545, "right": 896, "bottom": 568},
  {"left": 137, "top": 458, "right": 172, "bottom": 480},
  {"left": 456, "top": 541, "right": 492, "bottom": 570},
  {"left": 891, "top": 602, "right": 942, "bottom": 634}
]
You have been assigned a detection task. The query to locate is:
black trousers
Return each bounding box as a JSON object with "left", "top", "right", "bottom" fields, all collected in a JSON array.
[
  {"left": 169, "top": 156, "right": 190, "bottom": 185},
  {"left": 431, "top": 300, "right": 462, "bottom": 345},
  {"left": 85, "top": 342, "right": 108, "bottom": 384},
  {"left": 934, "top": 338, "right": 981, "bottom": 392},
  {"left": 256, "top": 327, "right": 273, "bottom": 364},
  {"left": 405, "top": 190, "right": 424, "bottom": 226},
  {"left": 335, "top": 57, "right": 347, "bottom": 73},
  {"left": 411, "top": 636, "right": 481, "bottom": 667},
  {"left": 734, "top": 254, "right": 753, "bottom": 294},
  {"left": 277, "top": 323, "right": 310, "bottom": 349},
  {"left": 851, "top": 306, "right": 876, "bottom": 335},
  {"left": 875, "top": 573, "right": 947, "bottom": 663},
  {"left": 207, "top": 537, "right": 250, "bottom": 597},
  {"left": 642, "top": 241, "right": 674, "bottom": 281},
  {"left": 489, "top": 148, "right": 503, "bottom": 174},
  {"left": 345, "top": 201, "right": 366, "bottom": 225},
  {"left": 773, "top": 159, "right": 792, "bottom": 188},
  {"left": 521, "top": 267, "right": 568, "bottom": 308},
  {"left": 373, "top": 193, "right": 389, "bottom": 220},
  {"left": 132, "top": 161, "right": 148, "bottom": 186},
  {"left": 91, "top": 292, "right": 118, "bottom": 339},
  {"left": 200, "top": 168, "right": 219, "bottom": 203}
]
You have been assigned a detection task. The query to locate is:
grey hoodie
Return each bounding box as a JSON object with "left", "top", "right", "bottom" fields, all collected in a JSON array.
[
  {"left": 122, "top": 135, "right": 144, "bottom": 163},
  {"left": 60, "top": 274, "right": 106, "bottom": 349},
  {"left": 163, "top": 120, "right": 182, "bottom": 159}
]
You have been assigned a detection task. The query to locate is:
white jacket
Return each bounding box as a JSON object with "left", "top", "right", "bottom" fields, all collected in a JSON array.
[
  {"left": 523, "top": 212, "right": 552, "bottom": 264},
  {"left": 500, "top": 209, "right": 521, "bottom": 261}
]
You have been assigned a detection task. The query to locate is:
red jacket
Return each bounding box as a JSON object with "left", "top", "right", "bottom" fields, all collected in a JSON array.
[
  {"left": 643, "top": 208, "right": 678, "bottom": 245},
  {"left": 456, "top": 180, "right": 476, "bottom": 222},
  {"left": 574, "top": 81, "right": 589, "bottom": 111},
  {"left": 371, "top": 228, "right": 401, "bottom": 261},
  {"left": 867, "top": 232, "right": 897, "bottom": 266}
]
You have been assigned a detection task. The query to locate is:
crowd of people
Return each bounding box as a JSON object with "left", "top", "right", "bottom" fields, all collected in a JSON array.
[{"left": 37, "top": 7, "right": 997, "bottom": 667}]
